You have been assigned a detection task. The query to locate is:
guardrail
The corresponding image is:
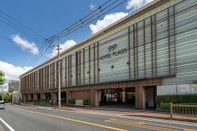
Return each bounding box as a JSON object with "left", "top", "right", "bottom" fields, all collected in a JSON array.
[{"left": 170, "top": 102, "right": 197, "bottom": 117}]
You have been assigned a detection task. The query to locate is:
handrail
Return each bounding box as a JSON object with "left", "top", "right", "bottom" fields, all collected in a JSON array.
[{"left": 170, "top": 102, "right": 197, "bottom": 117}]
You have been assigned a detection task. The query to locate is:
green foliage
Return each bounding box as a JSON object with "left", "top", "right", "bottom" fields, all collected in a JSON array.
[
  {"left": 0, "top": 71, "right": 5, "bottom": 85},
  {"left": 27, "top": 100, "right": 33, "bottom": 102},
  {"left": 33, "top": 99, "right": 50, "bottom": 105},
  {"left": 83, "top": 99, "right": 91, "bottom": 105},
  {"left": 42, "top": 99, "right": 50, "bottom": 102},
  {"left": 157, "top": 102, "right": 170, "bottom": 110},
  {"left": 156, "top": 94, "right": 197, "bottom": 105},
  {"left": 156, "top": 94, "right": 197, "bottom": 110},
  {"left": 69, "top": 99, "right": 75, "bottom": 104},
  {"left": 34, "top": 100, "right": 40, "bottom": 105},
  {"left": 1, "top": 92, "right": 12, "bottom": 102}
]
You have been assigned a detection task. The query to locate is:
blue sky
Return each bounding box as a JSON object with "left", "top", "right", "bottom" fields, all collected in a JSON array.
[{"left": 0, "top": 0, "right": 153, "bottom": 90}]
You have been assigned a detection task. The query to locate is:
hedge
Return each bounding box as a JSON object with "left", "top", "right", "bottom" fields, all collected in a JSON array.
[
  {"left": 69, "top": 99, "right": 75, "bottom": 104},
  {"left": 156, "top": 94, "right": 197, "bottom": 110},
  {"left": 33, "top": 99, "right": 50, "bottom": 105},
  {"left": 83, "top": 99, "right": 91, "bottom": 105}
]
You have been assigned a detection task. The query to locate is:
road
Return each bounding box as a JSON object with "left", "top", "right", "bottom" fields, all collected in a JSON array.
[{"left": 0, "top": 104, "right": 196, "bottom": 131}]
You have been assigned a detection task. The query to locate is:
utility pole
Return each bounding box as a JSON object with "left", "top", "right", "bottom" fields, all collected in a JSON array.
[
  {"left": 0, "top": 86, "right": 5, "bottom": 101},
  {"left": 56, "top": 39, "right": 62, "bottom": 108},
  {"left": 1, "top": 88, "right": 3, "bottom": 101}
]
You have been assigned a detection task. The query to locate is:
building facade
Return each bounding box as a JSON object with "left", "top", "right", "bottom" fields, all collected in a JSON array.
[
  {"left": 8, "top": 80, "right": 19, "bottom": 92},
  {"left": 20, "top": 0, "right": 197, "bottom": 110}
]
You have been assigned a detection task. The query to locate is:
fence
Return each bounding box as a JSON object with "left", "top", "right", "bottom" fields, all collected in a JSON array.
[{"left": 170, "top": 102, "right": 197, "bottom": 117}]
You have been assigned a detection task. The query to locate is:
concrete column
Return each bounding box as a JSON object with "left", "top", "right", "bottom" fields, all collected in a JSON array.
[
  {"left": 27, "top": 95, "right": 29, "bottom": 101},
  {"left": 34, "top": 94, "right": 38, "bottom": 100},
  {"left": 32, "top": 94, "right": 35, "bottom": 101},
  {"left": 42, "top": 93, "right": 46, "bottom": 100},
  {"left": 66, "top": 91, "right": 69, "bottom": 105},
  {"left": 95, "top": 90, "right": 100, "bottom": 107},
  {"left": 40, "top": 93, "right": 42, "bottom": 101},
  {"left": 23, "top": 94, "right": 27, "bottom": 103},
  {"left": 50, "top": 92, "right": 53, "bottom": 105},
  {"left": 122, "top": 88, "right": 126, "bottom": 103},
  {"left": 135, "top": 86, "right": 145, "bottom": 110},
  {"left": 91, "top": 88, "right": 95, "bottom": 107},
  {"left": 53, "top": 92, "right": 57, "bottom": 105}
]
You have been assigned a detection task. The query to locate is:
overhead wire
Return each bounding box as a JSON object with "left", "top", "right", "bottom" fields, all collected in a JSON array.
[
  {"left": 58, "top": 0, "right": 128, "bottom": 39},
  {"left": 1, "top": 0, "right": 127, "bottom": 68},
  {"left": 48, "top": 0, "right": 113, "bottom": 41},
  {"left": 0, "top": 10, "right": 46, "bottom": 41},
  {"left": 0, "top": 34, "right": 50, "bottom": 68},
  {"left": 0, "top": 18, "right": 44, "bottom": 44},
  {"left": 30, "top": 0, "right": 128, "bottom": 67},
  {"left": 46, "top": 0, "right": 128, "bottom": 43},
  {"left": 0, "top": 10, "right": 51, "bottom": 67}
]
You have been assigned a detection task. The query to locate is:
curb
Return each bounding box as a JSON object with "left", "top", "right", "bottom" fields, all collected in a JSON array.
[
  {"left": 18, "top": 104, "right": 197, "bottom": 123},
  {"left": 128, "top": 115, "right": 197, "bottom": 123}
]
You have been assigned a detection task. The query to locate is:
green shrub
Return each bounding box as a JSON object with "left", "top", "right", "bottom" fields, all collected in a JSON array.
[
  {"left": 156, "top": 94, "right": 197, "bottom": 110},
  {"left": 157, "top": 102, "right": 170, "bottom": 110},
  {"left": 157, "top": 94, "right": 197, "bottom": 105},
  {"left": 83, "top": 99, "right": 91, "bottom": 105},
  {"left": 33, "top": 100, "right": 40, "bottom": 105},
  {"left": 42, "top": 99, "right": 50, "bottom": 102},
  {"left": 69, "top": 99, "right": 75, "bottom": 104},
  {"left": 27, "top": 100, "right": 33, "bottom": 102},
  {"left": 33, "top": 99, "right": 50, "bottom": 105}
]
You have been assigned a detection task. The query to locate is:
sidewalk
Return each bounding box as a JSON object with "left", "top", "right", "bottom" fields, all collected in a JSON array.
[{"left": 19, "top": 103, "right": 197, "bottom": 122}]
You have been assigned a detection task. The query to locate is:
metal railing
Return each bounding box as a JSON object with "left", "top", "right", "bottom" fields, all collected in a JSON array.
[{"left": 170, "top": 102, "right": 197, "bottom": 117}]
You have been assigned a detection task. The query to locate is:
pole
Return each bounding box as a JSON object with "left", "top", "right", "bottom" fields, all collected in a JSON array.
[
  {"left": 170, "top": 102, "right": 173, "bottom": 118},
  {"left": 2, "top": 88, "right": 4, "bottom": 101},
  {"left": 57, "top": 39, "right": 62, "bottom": 108}
]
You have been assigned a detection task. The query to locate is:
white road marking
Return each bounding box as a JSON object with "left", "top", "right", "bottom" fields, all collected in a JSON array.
[
  {"left": 0, "top": 117, "right": 15, "bottom": 131},
  {"left": 59, "top": 110, "right": 197, "bottom": 127}
]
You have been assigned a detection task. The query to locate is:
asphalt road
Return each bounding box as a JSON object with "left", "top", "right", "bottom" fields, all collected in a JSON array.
[{"left": 0, "top": 104, "right": 197, "bottom": 131}]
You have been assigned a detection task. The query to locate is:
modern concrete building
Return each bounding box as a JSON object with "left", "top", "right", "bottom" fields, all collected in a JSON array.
[
  {"left": 20, "top": 0, "right": 197, "bottom": 110},
  {"left": 8, "top": 80, "right": 19, "bottom": 92}
]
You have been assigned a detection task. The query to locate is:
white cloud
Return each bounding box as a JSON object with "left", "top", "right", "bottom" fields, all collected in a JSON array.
[
  {"left": 90, "top": 4, "right": 96, "bottom": 10},
  {"left": 11, "top": 34, "right": 39, "bottom": 55},
  {"left": 49, "top": 40, "right": 76, "bottom": 58},
  {"left": 126, "top": 0, "right": 154, "bottom": 10},
  {"left": 0, "top": 60, "right": 33, "bottom": 91},
  {"left": 89, "top": 12, "right": 128, "bottom": 34}
]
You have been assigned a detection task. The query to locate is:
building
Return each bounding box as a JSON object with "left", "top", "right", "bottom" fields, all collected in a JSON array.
[
  {"left": 12, "top": 91, "right": 21, "bottom": 104},
  {"left": 8, "top": 80, "right": 19, "bottom": 92},
  {"left": 20, "top": 0, "right": 197, "bottom": 110}
]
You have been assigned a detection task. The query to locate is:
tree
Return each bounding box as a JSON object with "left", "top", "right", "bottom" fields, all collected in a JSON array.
[
  {"left": 3, "top": 92, "right": 13, "bottom": 102},
  {"left": 0, "top": 70, "right": 5, "bottom": 85}
]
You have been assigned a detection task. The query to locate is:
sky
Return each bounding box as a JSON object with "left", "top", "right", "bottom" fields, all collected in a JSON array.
[{"left": 0, "top": 0, "right": 153, "bottom": 91}]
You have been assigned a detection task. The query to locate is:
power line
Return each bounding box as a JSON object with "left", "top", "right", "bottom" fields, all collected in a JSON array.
[
  {"left": 57, "top": 0, "right": 128, "bottom": 40},
  {"left": 0, "top": 10, "right": 46, "bottom": 41},
  {"left": 0, "top": 18, "right": 44, "bottom": 43},
  {"left": 30, "top": 0, "right": 127, "bottom": 67},
  {"left": 0, "top": 10, "right": 51, "bottom": 67},
  {"left": 1, "top": 0, "right": 127, "bottom": 68},
  {"left": 46, "top": 0, "right": 127, "bottom": 44},
  {"left": 52, "top": 0, "right": 113, "bottom": 39}
]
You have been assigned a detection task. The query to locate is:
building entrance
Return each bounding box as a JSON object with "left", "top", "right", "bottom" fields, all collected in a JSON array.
[
  {"left": 101, "top": 88, "right": 122, "bottom": 103},
  {"left": 100, "top": 88, "right": 135, "bottom": 105},
  {"left": 55, "top": 92, "right": 66, "bottom": 105}
]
